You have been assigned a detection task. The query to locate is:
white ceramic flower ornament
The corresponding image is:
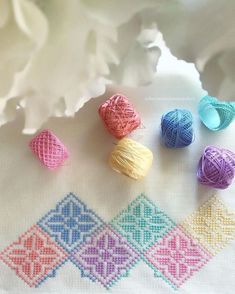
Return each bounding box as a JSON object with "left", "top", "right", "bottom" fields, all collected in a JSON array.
[
  {"left": 0, "top": 0, "right": 160, "bottom": 133},
  {"left": 155, "top": 0, "right": 235, "bottom": 101}
]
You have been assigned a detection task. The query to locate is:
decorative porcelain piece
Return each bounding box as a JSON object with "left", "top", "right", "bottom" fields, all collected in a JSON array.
[
  {"left": 155, "top": 0, "right": 235, "bottom": 100},
  {"left": 0, "top": 0, "right": 160, "bottom": 133}
]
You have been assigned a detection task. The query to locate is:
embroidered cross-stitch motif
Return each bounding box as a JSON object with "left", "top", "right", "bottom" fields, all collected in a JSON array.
[
  {"left": 71, "top": 226, "right": 140, "bottom": 288},
  {"left": 0, "top": 225, "right": 68, "bottom": 287},
  {"left": 181, "top": 196, "right": 235, "bottom": 255},
  {"left": 144, "top": 226, "right": 211, "bottom": 288},
  {"left": 38, "top": 193, "right": 104, "bottom": 252},
  {"left": 110, "top": 194, "right": 175, "bottom": 252},
  {"left": 0, "top": 193, "right": 234, "bottom": 290}
]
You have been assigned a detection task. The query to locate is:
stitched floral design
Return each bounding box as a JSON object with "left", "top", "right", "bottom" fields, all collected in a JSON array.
[
  {"left": 0, "top": 225, "right": 68, "bottom": 287},
  {"left": 38, "top": 193, "right": 104, "bottom": 252},
  {"left": 71, "top": 226, "right": 140, "bottom": 288},
  {"left": 181, "top": 196, "right": 235, "bottom": 255},
  {"left": 0, "top": 194, "right": 234, "bottom": 289},
  {"left": 110, "top": 194, "right": 175, "bottom": 251},
  {"left": 145, "top": 226, "right": 212, "bottom": 288}
]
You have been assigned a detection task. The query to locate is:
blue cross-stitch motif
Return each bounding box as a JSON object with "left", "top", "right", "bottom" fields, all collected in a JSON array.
[
  {"left": 110, "top": 194, "right": 176, "bottom": 252},
  {"left": 38, "top": 193, "right": 104, "bottom": 252}
]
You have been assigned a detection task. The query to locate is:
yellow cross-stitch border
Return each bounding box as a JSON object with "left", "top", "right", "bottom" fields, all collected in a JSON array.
[{"left": 181, "top": 195, "right": 235, "bottom": 255}]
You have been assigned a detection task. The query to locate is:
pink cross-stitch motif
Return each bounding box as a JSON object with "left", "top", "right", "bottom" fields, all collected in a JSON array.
[
  {"left": 145, "top": 226, "right": 212, "bottom": 288},
  {"left": 0, "top": 225, "right": 68, "bottom": 287}
]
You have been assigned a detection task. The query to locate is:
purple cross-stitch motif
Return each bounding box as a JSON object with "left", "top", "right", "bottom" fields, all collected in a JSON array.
[{"left": 71, "top": 226, "right": 140, "bottom": 288}]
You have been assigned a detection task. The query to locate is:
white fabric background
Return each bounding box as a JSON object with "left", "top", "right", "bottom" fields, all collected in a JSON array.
[{"left": 0, "top": 50, "right": 235, "bottom": 294}]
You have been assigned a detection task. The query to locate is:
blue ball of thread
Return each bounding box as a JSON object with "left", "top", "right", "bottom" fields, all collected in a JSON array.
[{"left": 161, "top": 109, "right": 194, "bottom": 148}]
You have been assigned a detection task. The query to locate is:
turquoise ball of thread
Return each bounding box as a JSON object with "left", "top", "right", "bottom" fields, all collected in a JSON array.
[
  {"left": 198, "top": 95, "right": 235, "bottom": 131},
  {"left": 161, "top": 109, "right": 194, "bottom": 148}
]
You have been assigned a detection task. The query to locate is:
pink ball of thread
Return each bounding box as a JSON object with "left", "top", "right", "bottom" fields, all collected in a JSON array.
[
  {"left": 29, "top": 129, "right": 69, "bottom": 170},
  {"left": 98, "top": 94, "right": 141, "bottom": 139},
  {"left": 197, "top": 146, "right": 235, "bottom": 189}
]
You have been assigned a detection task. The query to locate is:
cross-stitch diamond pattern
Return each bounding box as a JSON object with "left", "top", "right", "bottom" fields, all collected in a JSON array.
[
  {"left": 71, "top": 226, "right": 140, "bottom": 288},
  {"left": 0, "top": 225, "right": 68, "bottom": 287},
  {"left": 38, "top": 193, "right": 104, "bottom": 252},
  {"left": 181, "top": 196, "right": 235, "bottom": 255},
  {"left": 1, "top": 194, "right": 234, "bottom": 289},
  {"left": 111, "top": 194, "right": 175, "bottom": 251},
  {"left": 145, "top": 226, "right": 212, "bottom": 288}
]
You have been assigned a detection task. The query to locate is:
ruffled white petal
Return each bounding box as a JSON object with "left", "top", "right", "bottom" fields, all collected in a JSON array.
[
  {"left": 111, "top": 22, "right": 161, "bottom": 86},
  {"left": 0, "top": 0, "right": 10, "bottom": 28},
  {"left": 12, "top": 0, "right": 48, "bottom": 47},
  {"left": 0, "top": 0, "right": 161, "bottom": 132},
  {"left": 155, "top": 0, "right": 235, "bottom": 99},
  {"left": 80, "top": 0, "right": 156, "bottom": 26}
]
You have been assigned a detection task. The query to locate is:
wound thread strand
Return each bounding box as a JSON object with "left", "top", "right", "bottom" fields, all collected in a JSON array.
[{"left": 109, "top": 138, "right": 153, "bottom": 180}]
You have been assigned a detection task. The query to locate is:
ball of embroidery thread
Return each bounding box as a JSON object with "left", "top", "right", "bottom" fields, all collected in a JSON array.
[
  {"left": 198, "top": 95, "right": 235, "bottom": 131},
  {"left": 161, "top": 109, "right": 194, "bottom": 148},
  {"left": 29, "top": 129, "right": 69, "bottom": 170},
  {"left": 99, "top": 94, "right": 141, "bottom": 139},
  {"left": 197, "top": 146, "right": 235, "bottom": 189},
  {"left": 109, "top": 138, "right": 153, "bottom": 180}
]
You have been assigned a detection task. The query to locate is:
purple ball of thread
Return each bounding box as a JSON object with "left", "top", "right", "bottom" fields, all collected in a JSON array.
[{"left": 197, "top": 146, "right": 235, "bottom": 189}]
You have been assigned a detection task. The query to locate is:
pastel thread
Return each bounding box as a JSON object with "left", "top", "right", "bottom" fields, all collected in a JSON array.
[
  {"left": 109, "top": 138, "right": 153, "bottom": 180},
  {"left": 198, "top": 95, "right": 235, "bottom": 131},
  {"left": 29, "top": 129, "right": 69, "bottom": 170},
  {"left": 99, "top": 94, "right": 141, "bottom": 139},
  {"left": 161, "top": 109, "right": 194, "bottom": 148},
  {"left": 197, "top": 146, "right": 235, "bottom": 189}
]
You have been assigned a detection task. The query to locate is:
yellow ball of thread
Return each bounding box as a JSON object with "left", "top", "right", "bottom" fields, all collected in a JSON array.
[{"left": 109, "top": 138, "right": 153, "bottom": 180}]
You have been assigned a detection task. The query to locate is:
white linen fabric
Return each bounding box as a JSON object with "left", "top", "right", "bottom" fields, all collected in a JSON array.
[{"left": 0, "top": 51, "right": 235, "bottom": 294}]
